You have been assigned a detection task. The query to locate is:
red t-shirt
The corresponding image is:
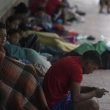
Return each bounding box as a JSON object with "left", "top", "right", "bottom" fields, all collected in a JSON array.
[
  {"left": 30, "top": 1, "right": 47, "bottom": 15},
  {"left": 43, "top": 56, "right": 83, "bottom": 107},
  {"left": 46, "top": 0, "right": 61, "bottom": 16}
]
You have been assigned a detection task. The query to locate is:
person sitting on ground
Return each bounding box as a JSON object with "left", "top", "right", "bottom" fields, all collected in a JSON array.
[
  {"left": 61, "top": 0, "right": 85, "bottom": 22},
  {"left": 100, "top": 0, "right": 110, "bottom": 13},
  {"left": 0, "top": 22, "right": 49, "bottom": 108},
  {"left": 6, "top": 15, "right": 20, "bottom": 31},
  {"left": 14, "top": 2, "right": 32, "bottom": 31},
  {"left": 7, "top": 29, "right": 21, "bottom": 46},
  {"left": 46, "top": 0, "right": 70, "bottom": 24},
  {"left": 30, "top": 0, "right": 48, "bottom": 16},
  {"left": 35, "top": 7, "right": 53, "bottom": 30},
  {"left": 14, "top": 2, "right": 47, "bottom": 31},
  {"left": 43, "top": 50, "right": 108, "bottom": 110},
  {"left": 6, "top": 15, "right": 41, "bottom": 52}
]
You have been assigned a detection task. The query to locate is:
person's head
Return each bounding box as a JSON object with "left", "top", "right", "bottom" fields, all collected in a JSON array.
[
  {"left": 7, "top": 29, "right": 21, "bottom": 45},
  {"left": 6, "top": 15, "right": 20, "bottom": 29},
  {"left": 36, "top": 7, "right": 46, "bottom": 18},
  {"left": 14, "top": 2, "right": 28, "bottom": 20},
  {"left": 82, "top": 50, "right": 101, "bottom": 74},
  {"left": 0, "top": 22, "right": 7, "bottom": 47}
]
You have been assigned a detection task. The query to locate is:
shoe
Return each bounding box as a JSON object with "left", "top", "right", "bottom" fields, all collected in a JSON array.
[{"left": 87, "top": 36, "right": 95, "bottom": 40}]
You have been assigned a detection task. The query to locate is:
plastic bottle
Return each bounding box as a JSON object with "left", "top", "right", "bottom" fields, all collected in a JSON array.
[{"left": 22, "top": 59, "right": 31, "bottom": 64}]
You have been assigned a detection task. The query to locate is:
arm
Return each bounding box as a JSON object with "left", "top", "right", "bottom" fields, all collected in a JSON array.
[
  {"left": 46, "top": 16, "right": 53, "bottom": 28},
  {"left": 71, "top": 82, "right": 96, "bottom": 103},
  {"left": 58, "top": 2, "right": 67, "bottom": 7},
  {"left": 81, "top": 86, "right": 97, "bottom": 93}
]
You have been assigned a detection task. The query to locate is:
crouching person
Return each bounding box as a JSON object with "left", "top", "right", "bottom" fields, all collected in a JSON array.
[{"left": 43, "top": 50, "right": 108, "bottom": 110}]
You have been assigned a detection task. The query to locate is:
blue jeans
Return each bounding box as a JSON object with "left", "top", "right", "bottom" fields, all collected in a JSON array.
[
  {"left": 40, "top": 46, "right": 66, "bottom": 56},
  {"left": 51, "top": 93, "right": 74, "bottom": 110}
]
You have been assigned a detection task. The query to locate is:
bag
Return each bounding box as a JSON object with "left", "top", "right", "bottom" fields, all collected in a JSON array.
[{"left": 20, "top": 34, "right": 40, "bottom": 52}]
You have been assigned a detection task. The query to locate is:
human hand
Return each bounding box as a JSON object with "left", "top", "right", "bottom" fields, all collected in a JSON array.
[{"left": 95, "top": 88, "right": 109, "bottom": 98}]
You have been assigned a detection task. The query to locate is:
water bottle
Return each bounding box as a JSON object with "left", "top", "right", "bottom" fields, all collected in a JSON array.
[{"left": 22, "top": 59, "right": 31, "bottom": 64}]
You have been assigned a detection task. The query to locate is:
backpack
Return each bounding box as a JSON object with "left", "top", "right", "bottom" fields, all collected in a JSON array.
[{"left": 20, "top": 34, "right": 40, "bottom": 52}]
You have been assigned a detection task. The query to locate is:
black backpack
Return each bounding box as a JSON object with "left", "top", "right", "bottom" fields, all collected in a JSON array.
[{"left": 19, "top": 34, "right": 40, "bottom": 52}]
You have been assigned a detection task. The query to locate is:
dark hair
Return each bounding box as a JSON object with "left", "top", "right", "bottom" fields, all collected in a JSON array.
[
  {"left": 37, "top": 7, "right": 45, "bottom": 12},
  {"left": 7, "top": 29, "right": 21, "bottom": 36},
  {"left": 6, "top": 15, "right": 19, "bottom": 27},
  {"left": 14, "top": 2, "right": 28, "bottom": 14},
  {"left": 82, "top": 50, "right": 102, "bottom": 66},
  {"left": 0, "top": 22, "right": 6, "bottom": 29}
]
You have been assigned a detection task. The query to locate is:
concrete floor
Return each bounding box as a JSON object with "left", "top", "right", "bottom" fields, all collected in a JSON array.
[
  {"left": 66, "top": 0, "right": 110, "bottom": 110},
  {"left": 65, "top": 0, "right": 110, "bottom": 43}
]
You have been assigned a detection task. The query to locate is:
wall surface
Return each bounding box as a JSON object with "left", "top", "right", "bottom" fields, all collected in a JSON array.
[
  {"left": 0, "top": 0, "right": 29, "bottom": 23},
  {"left": 0, "top": 0, "right": 17, "bottom": 18}
]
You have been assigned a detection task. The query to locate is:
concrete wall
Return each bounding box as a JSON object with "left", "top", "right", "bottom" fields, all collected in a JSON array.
[{"left": 0, "top": 0, "right": 29, "bottom": 23}]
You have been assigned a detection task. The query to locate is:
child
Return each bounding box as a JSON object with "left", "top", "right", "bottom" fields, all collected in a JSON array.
[
  {"left": 14, "top": 2, "right": 32, "bottom": 31},
  {"left": 6, "top": 15, "right": 20, "bottom": 31},
  {"left": 7, "top": 29, "right": 21, "bottom": 46},
  {"left": 35, "top": 7, "right": 53, "bottom": 30}
]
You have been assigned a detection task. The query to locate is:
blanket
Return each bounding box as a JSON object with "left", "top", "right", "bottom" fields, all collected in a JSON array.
[
  {"left": 4, "top": 44, "right": 51, "bottom": 69},
  {"left": 74, "top": 41, "right": 107, "bottom": 55},
  {"left": 0, "top": 52, "right": 49, "bottom": 110},
  {"left": 24, "top": 31, "right": 80, "bottom": 52}
]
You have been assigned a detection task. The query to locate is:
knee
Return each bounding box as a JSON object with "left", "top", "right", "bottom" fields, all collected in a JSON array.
[{"left": 90, "top": 100, "right": 99, "bottom": 110}]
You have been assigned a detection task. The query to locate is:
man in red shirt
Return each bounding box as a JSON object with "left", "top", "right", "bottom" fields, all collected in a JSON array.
[
  {"left": 30, "top": 0, "right": 48, "bottom": 15},
  {"left": 43, "top": 50, "right": 108, "bottom": 110},
  {"left": 46, "top": 0, "right": 68, "bottom": 24}
]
